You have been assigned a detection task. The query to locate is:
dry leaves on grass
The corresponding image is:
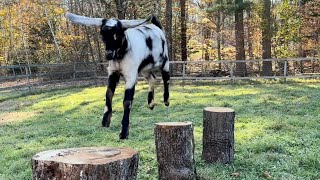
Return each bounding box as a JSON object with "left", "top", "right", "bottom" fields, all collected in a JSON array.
[
  {"left": 263, "top": 171, "right": 272, "bottom": 179},
  {"left": 230, "top": 172, "right": 241, "bottom": 177},
  {"left": 0, "top": 111, "right": 36, "bottom": 125}
]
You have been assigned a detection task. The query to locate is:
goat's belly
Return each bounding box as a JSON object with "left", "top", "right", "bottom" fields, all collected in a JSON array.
[{"left": 139, "top": 62, "right": 162, "bottom": 73}]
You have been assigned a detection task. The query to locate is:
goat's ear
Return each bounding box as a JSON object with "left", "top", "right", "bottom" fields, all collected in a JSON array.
[
  {"left": 66, "top": 13, "right": 103, "bottom": 26},
  {"left": 119, "top": 18, "right": 149, "bottom": 28}
]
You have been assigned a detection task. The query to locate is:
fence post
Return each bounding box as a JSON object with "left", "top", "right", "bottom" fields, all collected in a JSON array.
[
  {"left": 73, "top": 62, "right": 76, "bottom": 79},
  {"left": 26, "top": 64, "right": 31, "bottom": 92},
  {"left": 94, "top": 62, "right": 98, "bottom": 86},
  {"left": 283, "top": 60, "right": 287, "bottom": 83},
  {"left": 182, "top": 62, "right": 186, "bottom": 79},
  {"left": 311, "top": 58, "right": 315, "bottom": 73},
  {"left": 12, "top": 67, "right": 16, "bottom": 80},
  {"left": 229, "top": 62, "right": 234, "bottom": 83}
]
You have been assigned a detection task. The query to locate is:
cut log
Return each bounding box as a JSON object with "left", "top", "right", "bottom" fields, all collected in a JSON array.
[
  {"left": 155, "top": 122, "right": 196, "bottom": 180},
  {"left": 32, "top": 147, "right": 139, "bottom": 180},
  {"left": 202, "top": 107, "right": 235, "bottom": 164}
]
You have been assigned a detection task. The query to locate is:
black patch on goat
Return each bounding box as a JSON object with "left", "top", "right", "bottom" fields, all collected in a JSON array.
[
  {"left": 161, "top": 39, "right": 165, "bottom": 52},
  {"left": 100, "top": 19, "right": 127, "bottom": 60},
  {"left": 102, "top": 72, "right": 120, "bottom": 127},
  {"left": 120, "top": 86, "right": 135, "bottom": 139},
  {"left": 137, "top": 29, "right": 145, "bottom": 35},
  {"left": 138, "top": 55, "right": 154, "bottom": 73},
  {"left": 146, "top": 37, "right": 153, "bottom": 51},
  {"left": 144, "top": 26, "right": 152, "bottom": 30},
  {"left": 161, "top": 55, "right": 168, "bottom": 70},
  {"left": 150, "top": 15, "right": 163, "bottom": 30},
  {"left": 161, "top": 71, "right": 170, "bottom": 106},
  {"left": 116, "top": 37, "right": 128, "bottom": 59}
]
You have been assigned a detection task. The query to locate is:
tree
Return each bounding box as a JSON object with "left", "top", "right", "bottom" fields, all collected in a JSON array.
[
  {"left": 165, "top": 0, "right": 173, "bottom": 61},
  {"left": 180, "top": 0, "right": 187, "bottom": 61},
  {"left": 234, "top": 0, "right": 247, "bottom": 76},
  {"left": 260, "top": 0, "right": 272, "bottom": 76},
  {"left": 114, "top": 0, "right": 127, "bottom": 19}
]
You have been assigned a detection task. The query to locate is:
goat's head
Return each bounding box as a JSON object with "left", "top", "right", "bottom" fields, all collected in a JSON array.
[{"left": 66, "top": 13, "right": 150, "bottom": 60}]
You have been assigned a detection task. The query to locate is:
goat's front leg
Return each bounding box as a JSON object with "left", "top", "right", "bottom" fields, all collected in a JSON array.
[
  {"left": 119, "top": 79, "right": 136, "bottom": 139},
  {"left": 102, "top": 72, "right": 120, "bottom": 127}
]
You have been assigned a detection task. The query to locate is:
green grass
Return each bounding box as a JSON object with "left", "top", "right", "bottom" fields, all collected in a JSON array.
[{"left": 0, "top": 81, "right": 320, "bottom": 179}]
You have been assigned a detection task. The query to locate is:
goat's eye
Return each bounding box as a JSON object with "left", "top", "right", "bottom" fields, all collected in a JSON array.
[{"left": 114, "top": 34, "right": 117, "bottom": 40}]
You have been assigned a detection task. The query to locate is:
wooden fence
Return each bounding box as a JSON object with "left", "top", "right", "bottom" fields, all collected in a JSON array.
[{"left": 0, "top": 57, "right": 319, "bottom": 91}]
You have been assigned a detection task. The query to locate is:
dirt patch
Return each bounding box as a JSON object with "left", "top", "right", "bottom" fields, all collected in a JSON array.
[
  {"left": 0, "top": 111, "right": 37, "bottom": 125},
  {"left": 0, "top": 100, "right": 35, "bottom": 111}
]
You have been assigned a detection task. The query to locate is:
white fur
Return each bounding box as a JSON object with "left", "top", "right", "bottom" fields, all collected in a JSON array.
[{"left": 107, "top": 23, "right": 169, "bottom": 89}]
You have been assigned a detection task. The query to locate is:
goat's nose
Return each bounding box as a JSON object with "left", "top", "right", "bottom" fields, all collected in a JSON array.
[{"left": 106, "top": 50, "right": 115, "bottom": 60}]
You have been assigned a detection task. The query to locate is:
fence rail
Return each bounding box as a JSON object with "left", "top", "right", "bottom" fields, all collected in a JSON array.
[{"left": 0, "top": 58, "right": 319, "bottom": 91}]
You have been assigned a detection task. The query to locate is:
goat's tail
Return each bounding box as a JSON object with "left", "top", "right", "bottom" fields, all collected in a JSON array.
[{"left": 146, "top": 15, "right": 163, "bottom": 30}]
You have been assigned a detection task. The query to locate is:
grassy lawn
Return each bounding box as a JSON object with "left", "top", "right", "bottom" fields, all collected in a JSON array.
[{"left": 0, "top": 81, "right": 319, "bottom": 179}]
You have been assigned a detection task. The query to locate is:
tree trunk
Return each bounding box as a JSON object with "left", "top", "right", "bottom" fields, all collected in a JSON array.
[
  {"left": 180, "top": 0, "right": 187, "bottom": 61},
  {"left": 261, "top": 0, "right": 272, "bottom": 76},
  {"left": 204, "top": 26, "right": 210, "bottom": 61},
  {"left": 155, "top": 122, "right": 196, "bottom": 180},
  {"left": 165, "top": 0, "right": 173, "bottom": 62},
  {"left": 202, "top": 107, "right": 235, "bottom": 164},
  {"left": 32, "top": 147, "right": 139, "bottom": 180},
  {"left": 235, "top": 0, "right": 247, "bottom": 77},
  {"left": 246, "top": 8, "right": 254, "bottom": 70},
  {"left": 114, "top": 0, "right": 127, "bottom": 19}
]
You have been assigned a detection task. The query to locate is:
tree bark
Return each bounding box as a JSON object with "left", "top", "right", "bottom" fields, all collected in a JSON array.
[
  {"left": 235, "top": 0, "right": 247, "bottom": 76},
  {"left": 32, "top": 147, "right": 139, "bottom": 180},
  {"left": 261, "top": 0, "right": 272, "bottom": 76},
  {"left": 202, "top": 107, "right": 235, "bottom": 164},
  {"left": 155, "top": 122, "right": 196, "bottom": 180},
  {"left": 165, "top": 0, "right": 173, "bottom": 61},
  {"left": 180, "top": 0, "right": 187, "bottom": 61},
  {"left": 114, "top": 0, "right": 127, "bottom": 19}
]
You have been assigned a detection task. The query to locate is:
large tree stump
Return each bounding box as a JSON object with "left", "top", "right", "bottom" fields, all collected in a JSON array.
[
  {"left": 32, "top": 147, "right": 139, "bottom": 180},
  {"left": 202, "top": 107, "right": 235, "bottom": 164},
  {"left": 155, "top": 122, "right": 196, "bottom": 180}
]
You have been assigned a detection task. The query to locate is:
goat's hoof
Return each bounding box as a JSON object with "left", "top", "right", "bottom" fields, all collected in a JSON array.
[
  {"left": 119, "top": 131, "right": 129, "bottom": 139},
  {"left": 101, "top": 122, "right": 110, "bottom": 128},
  {"left": 149, "top": 105, "right": 155, "bottom": 110},
  {"left": 102, "top": 115, "right": 112, "bottom": 127},
  {"left": 164, "top": 102, "right": 169, "bottom": 106},
  {"left": 119, "top": 134, "right": 128, "bottom": 139}
]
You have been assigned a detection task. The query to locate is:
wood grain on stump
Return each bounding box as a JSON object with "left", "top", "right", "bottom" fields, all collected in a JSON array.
[
  {"left": 32, "top": 147, "right": 139, "bottom": 180},
  {"left": 155, "top": 122, "right": 196, "bottom": 180},
  {"left": 203, "top": 107, "right": 235, "bottom": 164}
]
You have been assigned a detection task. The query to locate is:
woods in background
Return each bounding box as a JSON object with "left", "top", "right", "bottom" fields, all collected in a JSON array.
[{"left": 0, "top": 0, "right": 319, "bottom": 75}]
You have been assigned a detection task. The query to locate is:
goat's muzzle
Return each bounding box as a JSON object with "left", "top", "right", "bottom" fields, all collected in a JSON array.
[{"left": 106, "top": 50, "right": 116, "bottom": 60}]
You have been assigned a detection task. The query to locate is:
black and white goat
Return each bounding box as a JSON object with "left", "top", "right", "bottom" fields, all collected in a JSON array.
[{"left": 66, "top": 13, "right": 170, "bottom": 139}]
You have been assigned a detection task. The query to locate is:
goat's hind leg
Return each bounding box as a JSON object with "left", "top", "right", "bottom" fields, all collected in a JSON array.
[
  {"left": 143, "top": 72, "right": 156, "bottom": 110},
  {"left": 102, "top": 72, "right": 120, "bottom": 127},
  {"left": 161, "top": 70, "right": 170, "bottom": 106}
]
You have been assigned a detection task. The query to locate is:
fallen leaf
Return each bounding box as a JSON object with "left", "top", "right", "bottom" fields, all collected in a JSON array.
[
  {"left": 230, "top": 172, "right": 240, "bottom": 177},
  {"left": 263, "top": 171, "right": 272, "bottom": 179}
]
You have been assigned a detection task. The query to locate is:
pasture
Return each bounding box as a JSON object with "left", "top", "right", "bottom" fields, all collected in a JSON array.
[{"left": 0, "top": 81, "right": 319, "bottom": 179}]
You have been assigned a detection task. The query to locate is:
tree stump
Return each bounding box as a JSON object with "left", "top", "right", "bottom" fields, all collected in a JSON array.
[
  {"left": 202, "top": 107, "right": 235, "bottom": 164},
  {"left": 155, "top": 122, "right": 196, "bottom": 180},
  {"left": 32, "top": 147, "right": 139, "bottom": 180}
]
